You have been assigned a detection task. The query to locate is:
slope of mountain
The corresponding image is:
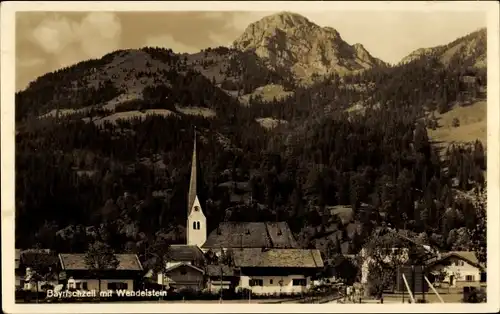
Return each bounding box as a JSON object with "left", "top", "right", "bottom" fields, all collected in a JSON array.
[
  {"left": 399, "top": 28, "right": 486, "bottom": 69},
  {"left": 396, "top": 28, "right": 487, "bottom": 148},
  {"left": 16, "top": 47, "right": 293, "bottom": 122},
  {"left": 233, "top": 12, "right": 387, "bottom": 83}
]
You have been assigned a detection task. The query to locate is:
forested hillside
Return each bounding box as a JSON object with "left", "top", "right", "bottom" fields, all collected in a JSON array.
[{"left": 15, "top": 23, "right": 487, "bottom": 270}]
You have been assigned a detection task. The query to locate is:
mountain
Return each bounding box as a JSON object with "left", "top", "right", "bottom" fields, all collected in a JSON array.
[
  {"left": 233, "top": 12, "right": 387, "bottom": 83},
  {"left": 16, "top": 46, "right": 293, "bottom": 122},
  {"left": 15, "top": 14, "right": 486, "bottom": 267},
  {"left": 16, "top": 12, "right": 389, "bottom": 121},
  {"left": 399, "top": 28, "right": 486, "bottom": 68}
]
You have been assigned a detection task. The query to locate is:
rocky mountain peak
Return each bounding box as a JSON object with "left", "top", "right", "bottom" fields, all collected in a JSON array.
[
  {"left": 258, "top": 11, "right": 317, "bottom": 30},
  {"left": 233, "top": 12, "right": 385, "bottom": 83}
]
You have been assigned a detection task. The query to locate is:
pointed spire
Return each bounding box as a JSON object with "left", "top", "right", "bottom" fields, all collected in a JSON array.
[{"left": 188, "top": 126, "right": 198, "bottom": 215}]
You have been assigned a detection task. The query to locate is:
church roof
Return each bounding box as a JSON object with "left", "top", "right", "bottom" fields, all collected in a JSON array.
[
  {"left": 187, "top": 129, "right": 199, "bottom": 216},
  {"left": 201, "top": 221, "right": 299, "bottom": 249},
  {"left": 232, "top": 248, "right": 324, "bottom": 268}
]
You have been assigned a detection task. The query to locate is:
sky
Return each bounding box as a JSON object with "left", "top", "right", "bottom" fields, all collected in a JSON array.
[{"left": 15, "top": 10, "right": 487, "bottom": 91}]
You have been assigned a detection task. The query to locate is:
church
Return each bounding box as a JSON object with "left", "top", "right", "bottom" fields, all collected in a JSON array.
[{"left": 162, "top": 130, "right": 324, "bottom": 295}]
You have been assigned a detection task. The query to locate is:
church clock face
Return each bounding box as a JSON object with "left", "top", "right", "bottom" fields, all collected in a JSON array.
[{"left": 194, "top": 206, "right": 200, "bottom": 212}]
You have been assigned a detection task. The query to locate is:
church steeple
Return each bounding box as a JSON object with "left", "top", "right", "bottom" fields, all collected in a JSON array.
[
  {"left": 186, "top": 126, "right": 206, "bottom": 247},
  {"left": 187, "top": 127, "right": 198, "bottom": 216}
]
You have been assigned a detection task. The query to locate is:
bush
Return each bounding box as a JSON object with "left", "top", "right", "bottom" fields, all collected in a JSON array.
[{"left": 463, "top": 287, "right": 486, "bottom": 303}]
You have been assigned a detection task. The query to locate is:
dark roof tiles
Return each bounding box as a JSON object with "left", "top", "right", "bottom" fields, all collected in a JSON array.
[
  {"left": 168, "top": 245, "right": 205, "bottom": 262},
  {"left": 202, "top": 221, "right": 299, "bottom": 249},
  {"left": 232, "top": 248, "right": 324, "bottom": 268}
]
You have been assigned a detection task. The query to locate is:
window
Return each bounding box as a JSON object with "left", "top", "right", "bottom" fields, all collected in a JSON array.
[
  {"left": 192, "top": 221, "right": 201, "bottom": 230},
  {"left": 466, "top": 275, "right": 475, "bottom": 282},
  {"left": 480, "top": 272, "right": 487, "bottom": 283},
  {"left": 249, "top": 279, "right": 263, "bottom": 287},
  {"left": 107, "top": 282, "right": 128, "bottom": 290},
  {"left": 194, "top": 206, "right": 199, "bottom": 212},
  {"left": 180, "top": 268, "right": 187, "bottom": 275},
  {"left": 292, "top": 279, "right": 307, "bottom": 286},
  {"left": 82, "top": 282, "right": 88, "bottom": 290},
  {"left": 75, "top": 282, "right": 81, "bottom": 289},
  {"left": 269, "top": 279, "right": 273, "bottom": 284},
  {"left": 456, "top": 260, "right": 465, "bottom": 266},
  {"left": 116, "top": 282, "right": 128, "bottom": 290}
]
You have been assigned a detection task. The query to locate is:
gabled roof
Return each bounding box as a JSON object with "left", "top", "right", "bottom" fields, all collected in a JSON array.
[
  {"left": 426, "top": 251, "right": 485, "bottom": 270},
  {"left": 202, "top": 221, "right": 299, "bottom": 249},
  {"left": 169, "top": 245, "right": 205, "bottom": 263},
  {"left": 232, "top": 248, "right": 324, "bottom": 268},
  {"left": 164, "top": 262, "right": 204, "bottom": 274},
  {"left": 59, "top": 254, "right": 143, "bottom": 271}
]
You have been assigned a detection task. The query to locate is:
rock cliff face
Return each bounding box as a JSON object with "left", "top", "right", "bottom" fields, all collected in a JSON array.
[{"left": 233, "top": 12, "right": 387, "bottom": 83}]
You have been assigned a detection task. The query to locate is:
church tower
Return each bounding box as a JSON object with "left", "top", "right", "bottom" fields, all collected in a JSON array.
[{"left": 186, "top": 128, "right": 207, "bottom": 247}]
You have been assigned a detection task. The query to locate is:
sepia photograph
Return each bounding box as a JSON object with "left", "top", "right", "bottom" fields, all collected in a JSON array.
[{"left": 1, "top": 1, "right": 499, "bottom": 313}]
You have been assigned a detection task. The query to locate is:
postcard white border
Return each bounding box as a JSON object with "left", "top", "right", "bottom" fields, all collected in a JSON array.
[{"left": 2, "top": 1, "right": 499, "bottom": 313}]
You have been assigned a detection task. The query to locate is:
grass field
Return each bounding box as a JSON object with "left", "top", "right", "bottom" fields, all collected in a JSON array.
[
  {"left": 428, "top": 100, "right": 486, "bottom": 149},
  {"left": 239, "top": 84, "right": 294, "bottom": 106}
]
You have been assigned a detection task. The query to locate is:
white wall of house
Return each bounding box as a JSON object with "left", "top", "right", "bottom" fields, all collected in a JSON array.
[
  {"left": 207, "top": 279, "right": 232, "bottom": 292},
  {"left": 238, "top": 275, "right": 311, "bottom": 295},
  {"left": 430, "top": 257, "right": 482, "bottom": 288},
  {"left": 68, "top": 278, "right": 135, "bottom": 292}
]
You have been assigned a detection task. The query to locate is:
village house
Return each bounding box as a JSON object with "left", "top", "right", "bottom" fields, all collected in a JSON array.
[
  {"left": 232, "top": 248, "right": 323, "bottom": 295},
  {"left": 157, "top": 245, "right": 206, "bottom": 291},
  {"left": 161, "top": 132, "right": 325, "bottom": 295},
  {"left": 58, "top": 253, "right": 144, "bottom": 292},
  {"left": 425, "top": 251, "right": 486, "bottom": 288}
]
